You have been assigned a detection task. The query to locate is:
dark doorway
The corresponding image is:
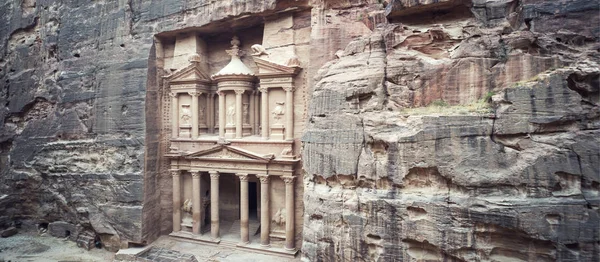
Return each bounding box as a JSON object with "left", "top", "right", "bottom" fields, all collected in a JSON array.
[{"left": 249, "top": 181, "right": 258, "bottom": 220}]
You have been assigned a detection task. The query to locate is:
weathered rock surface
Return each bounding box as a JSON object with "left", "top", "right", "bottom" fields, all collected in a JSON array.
[
  {"left": 0, "top": 0, "right": 598, "bottom": 260},
  {"left": 302, "top": 0, "right": 599, "bottom": 261},
  {"left": 0, "top": 0, "right": 308, "bottom": 251}
]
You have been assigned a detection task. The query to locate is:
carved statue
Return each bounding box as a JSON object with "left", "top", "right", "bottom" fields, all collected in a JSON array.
[
  {"left": 243, "top": 103, "right": 249, "bottom": 124},
  {"left": 272, "top": 101, "right": 285, "bottom": 123},
  {"left": 182, "top": 199, "right": 193, "bottom": 213},
  {"left": 227, "top": 104, "right": 235, "bottom": 125},
  {"left": 281, "top": 147, "right": 293, "bottom": 156},
  {"left": 286, "top": 55, "right": 300, "bottom": 67},
  {"left": 251, "top": 44, "right": 269, "bottom": 56},
  {"left": 273, "top": 208, "right": 286, "bottom": 226},
  {"left": 198, "top": 105, "right": 205, "bottom": 123},
  {"left": 181, "top": 198, "right": 193, "bottom": 227},
  {"left": 180, "top": 105, "right": 191, "bottom": 125}
]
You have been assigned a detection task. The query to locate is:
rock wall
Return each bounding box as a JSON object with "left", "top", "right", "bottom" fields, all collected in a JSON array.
[
  {"left": 302, "top": 0, "right": 599, "bottom": 261},
  {"left": 0, "top": 0, "right": 598, "bottom": 260}
]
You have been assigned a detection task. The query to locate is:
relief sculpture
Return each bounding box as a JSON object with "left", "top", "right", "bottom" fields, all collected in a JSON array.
[
  {"left": 272, "top": 101, "right": 285, "bottom": 123},
  {"left": 181, "top": 104, "right": 191, "bottom": 126},
  {"left": 226, "top": 104, "right": 235, "bottom": 125}
]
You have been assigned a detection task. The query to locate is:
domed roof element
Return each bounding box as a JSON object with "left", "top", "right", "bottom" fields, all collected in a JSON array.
[{"left": 212, "top": 36, "right": 255, "bottom": 78}]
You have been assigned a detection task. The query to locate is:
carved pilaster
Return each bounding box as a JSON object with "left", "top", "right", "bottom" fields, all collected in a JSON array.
[
  {"left": 189, "top": 92, "right": 201, "bottom": 139},
  {"left": 235, "top": 89, "right": 244, "bottom": 138},
  {"left": 218, "top": 91, "right": 226, "bottom": 138},
  {"left": 260, "top": 87, "right": 269, "bottom": 139},
  {"left": 171, "top": 169, "right": 181, "bottom": 232},
  {"left": 282, "top": 175, "right": 295, "bottom": 250},
  {"left": 191, "top": 170, "right": 202, "bottom": 234},
  {"left": 170, "top": 92, "right": 179, "bottom": 138},
  {"left": 209, "top": 171, "right": 220, "bottom": 239},
  {"left": 257, "top": 173, "right": 270, "bottom": 247}
]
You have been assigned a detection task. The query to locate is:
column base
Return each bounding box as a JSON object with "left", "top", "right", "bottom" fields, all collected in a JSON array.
[
  {"left": 284, "top": 247, "right": 297, "bottom": 252},
  {"left": 238, "top": 241, "right": 251, "bottom": 246},
  {"left": 260, "top": 244, "right": 271, "bottom": 248}
]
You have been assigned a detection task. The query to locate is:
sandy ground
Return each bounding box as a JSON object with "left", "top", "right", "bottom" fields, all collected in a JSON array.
[
  {"left": 148, "top": 236, "right": 302, "bottom": 262},
  {"left": 0, "top": 232, "right": 114, "bottom": 262},
  {"left": 0, "top": 232, "right": 301, "bottom": 262}
]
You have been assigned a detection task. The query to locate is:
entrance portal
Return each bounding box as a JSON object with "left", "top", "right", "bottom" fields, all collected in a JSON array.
[{"left": 249, "top": 182, "right": 258, "bottom": 220}]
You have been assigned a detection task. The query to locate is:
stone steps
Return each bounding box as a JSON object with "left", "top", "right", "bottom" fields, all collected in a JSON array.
[{"left": 227, "top": 219, "right": 260, "bottom": 236}]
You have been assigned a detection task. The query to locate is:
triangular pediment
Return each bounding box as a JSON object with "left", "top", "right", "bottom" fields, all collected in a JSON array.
[
  {"left": 253, "top": 57, "right": 300, "bottom": 76},
  {"left": 184, "top": 145, "right": 273, "bottom": 162},
  {"left": 165, "top": 62, "right": 211, "bottom": 83}
]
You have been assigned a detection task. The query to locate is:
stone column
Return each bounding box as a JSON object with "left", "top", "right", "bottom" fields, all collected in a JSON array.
[
  {"left": 235, "top": 89, "right": 244, "bottom": 138},
  {"left": 191, "top": 171, "right": 202, "bottom": 234},
  {"left": 206, "top": 93, "right": 212, "bottom": 133},
  {"left": 254, "top": 92, "right": 260, "bottom": 135},
  {"left": 283, "top": 86, "right": 294, "bottom": 140},
  {"left": 190, "top": 92, "right": 200, "bottom": 139},
  {"left": 259, "top": 87, "right": 269, "bottom": 139},
  {"left": 170, "top": 92, "right": 179, "bottom": 138},
  {"left": 282, "top": 176, "right": 295, "bottom": 250},
  {"left": 171, "top": 170, "right": 181, "bottom": 232},
  {"left": 209, "top": 171, "right": 220, "bottom": 239},
  {"left": 257, "top": 174, "right": 270, "bottom": 247},
  {"left": 218, "top": 91, "right": 225, "bottom": 138},
  {"left": 249, "top": 91, "right": 255, "bottom": 135},
  {"left": 237, "top": 173, "right": 249, "bottom": 244}
]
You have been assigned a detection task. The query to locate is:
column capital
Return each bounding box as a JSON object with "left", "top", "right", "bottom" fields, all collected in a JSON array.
[
  {"left": 170, "top": 170, "right": 181, "bottom": 177},
  {"left": 189, "top": 91, "right": 202, "bottom": 97},
  {"left": 169, "top": 92, "right": 178, "bottom": 98},
  {"left": 217, "top": 91, "right": 226, "bottom": 97},
  {"left": 209, "top": 171, "right": 220, "bottom": 180},
  {"left": 191, "top": 171, "right": 201, "bottom": 178},
  {"left": 258, "top": 87, "right": 268, "bottom": 93},
  {"left": 256, "top": 174, "right": 269, "bottom": 184},
  {"left": 282, "top": 86, "right": 294, "bottom": 92},
  {"left": 234, "top": 89, "right": 245, "bottom": 95},
  {"left": 236, "top": 173, "right": 249, "bottom": 181},
  {"left": 282, "top": 176, "right": 295, "bottom": 185}
]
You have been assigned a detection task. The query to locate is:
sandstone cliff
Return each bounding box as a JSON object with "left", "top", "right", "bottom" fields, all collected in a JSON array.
[
  {"left": 0, "top": 0, "right": 598, "bottom": 260},
  {"left": 302, "top": 0, "right": 599, "bottom": 261}
]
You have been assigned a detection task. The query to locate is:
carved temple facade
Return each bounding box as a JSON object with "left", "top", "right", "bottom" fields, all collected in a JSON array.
[{"left": 158, "top": 17, "right": 306, "bottom": 256}]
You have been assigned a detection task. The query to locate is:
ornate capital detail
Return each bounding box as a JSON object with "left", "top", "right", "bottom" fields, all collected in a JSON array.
[
  {"left": 256, "top": 174, "right": 269, "bottom": 184},
  {"left": 258, "top": 87, "right": 268, "bottom": 93},
  {"left": 170, "top": 170, "right": 181, "bottom": 177},
  {"left": 236, "top": 173, "right": 249, "bottom": 182},
  {"left": 217, "top": 91, "right": 226, "bottom": 97},
  {"left": 234, "top": 89, "right": 245, "bottom": 95},
  {"left": 189, "top": 91, "right": 201, "bottom": 97},
  {"left": 209, "top": 171, "right": 220, "bottom": 180},
  {"left": 191, "top": 171, "right": 200, "bottom": 178},
  {"left": 282, "top": 176, "right": 295, "bottom": 185},
  {"left": 282, "top": 86, "right": 294, "bottom": 92},
  {"left": 169, "top": 92, "right": 178, "bottom": 98}
]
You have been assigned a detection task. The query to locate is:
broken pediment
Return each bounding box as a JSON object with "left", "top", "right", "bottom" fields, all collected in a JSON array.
[
  {"left": 165, "top": 59, "right": 211, "bottom": 85},
  {"left": 184, "top": 145, "right": 273, "bottom": 162},
  {"left": 253, "top": 56, "right": 301, "bottom": 77}
]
